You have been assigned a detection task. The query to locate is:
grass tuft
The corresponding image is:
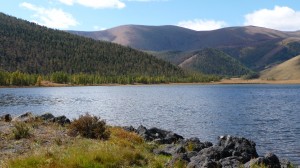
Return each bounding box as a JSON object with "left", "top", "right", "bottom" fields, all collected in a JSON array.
[{"left": 13, "top": 122, "right": 31, "bottom": 140}]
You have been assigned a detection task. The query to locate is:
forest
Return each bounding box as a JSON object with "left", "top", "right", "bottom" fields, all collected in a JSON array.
[{"left": 0, "top": 70, "right": 220, "bottom": 86}]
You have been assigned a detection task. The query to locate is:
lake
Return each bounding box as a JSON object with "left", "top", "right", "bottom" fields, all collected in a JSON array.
[{"left": 0, "top": 84, "right": 299, "bottom": 164}]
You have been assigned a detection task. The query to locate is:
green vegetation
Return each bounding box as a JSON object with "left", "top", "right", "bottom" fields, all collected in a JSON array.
[
  {"left": 0, "top": 70, "right": 38, "bottom": 86},
  {"left": 0, "top": 70, "right": 221, "bottom": 86},
  {"left": 0, "top": 13, "right": 220, "bottom": 85},
  {"left": 242, "top": 72, "right": 260, "bottom": 80},
  {"left": 69, "top": 113, "right": 110, "bottom": 140},
  {"left": 0, "top": 13, "right": 180, "bottom": 76},
  {"left": 179, "top": 48, "right": 252, "bottom": 76}
]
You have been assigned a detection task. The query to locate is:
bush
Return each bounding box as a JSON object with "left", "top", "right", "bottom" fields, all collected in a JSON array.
[
  {"left": 69, "top": 113, "right": 110, "bottom": 140},
  {"left": 242, "top": 72, "right": 260, "bottom": 80},
  {"left": 13, "top": 122, "right": 31, "bottom": 140}
]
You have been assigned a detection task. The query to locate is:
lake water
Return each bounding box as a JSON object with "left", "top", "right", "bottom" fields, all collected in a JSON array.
[{"left": 0, "top": 85, "right": 299, "bottom": 164}]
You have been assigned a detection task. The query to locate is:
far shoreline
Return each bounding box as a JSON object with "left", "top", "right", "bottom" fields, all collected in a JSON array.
[{"left": 1, "top": 78, "right": 300, "bottom": 88}]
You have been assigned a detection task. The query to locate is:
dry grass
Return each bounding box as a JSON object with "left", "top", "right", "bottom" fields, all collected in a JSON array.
[
  {"left": 260, "top": 55, "right": 300, "bottom": 80},
  {"left": 0, "top": 121, "right": 170, "bottom": 168},
  {"left": 216, "top": 78, "right": 300, "bottom": 84}
]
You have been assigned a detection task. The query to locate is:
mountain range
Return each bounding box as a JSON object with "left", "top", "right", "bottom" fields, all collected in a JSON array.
[{"left": 69, "top": 25, "right": 300, "bottom": 76}]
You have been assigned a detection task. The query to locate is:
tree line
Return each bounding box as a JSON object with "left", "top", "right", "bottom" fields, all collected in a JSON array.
[{"left": 0, "top": 70, "right": 220, "bottom": 86}]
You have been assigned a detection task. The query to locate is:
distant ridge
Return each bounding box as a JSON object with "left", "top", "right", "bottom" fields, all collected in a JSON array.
[{"left": 69, "top": 25, "right": 300, "bottom": 71}]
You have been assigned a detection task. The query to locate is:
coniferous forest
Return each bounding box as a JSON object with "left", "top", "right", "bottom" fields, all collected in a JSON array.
[{"left": 0, "top": 13, "right": 220, "bottom": 86}]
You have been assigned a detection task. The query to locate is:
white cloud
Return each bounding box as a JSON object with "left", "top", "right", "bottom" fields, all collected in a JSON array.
[
  {"left": 177, "top": 19, "right": 227, "bottom": 31},
  {"left": 58, "top": 0, "right": 74, "bottom": 5},
  {"left": 20, "top": 2, "right": 78, "bottom": 29},
  {"left": 58, "top": 0, "right": 125, "bottom": 9},
  {"left": 244, "top": 6, "right": 300, "bottom": 31},
  {"left": 93, "top": 26, "right": 106, "bottom": 31},
  {"left": 126, "top": 0, "right": 168, "bottom": 2}
]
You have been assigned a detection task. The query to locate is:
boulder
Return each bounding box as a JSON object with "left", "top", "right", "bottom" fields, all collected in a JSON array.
[
  {"left": 123, "top": 125, "right": 136, "bottom": 132},
  {"left": 39, "top": 113, "right": 55, "bottom": 121},
  {"left": 184, "top": 137, "right": 213, "bottom": 152},
  {"left": 0, "top": 114, "right": 12, "bottom": 122},
  {"left": 187, "top": 155, "right": 220, "bottom": 168},
  {"left": 280, "top": 159, "right": 293, "bottom": 168},
  {"left": 218, "top": 156, "right": 242, "bottom": 168},
  {"left": 198, "top": 146, "right": 231, "bottom": 161},
  {"left": 50, "top": 115, "right": 70, "bottom": 125},
  {"left": 264, "top": 153, "right": 280, "bottom": 168},
  {"left": 244, "top": 153, "right": 280, "bottom": 168},
  {"left": 218, "top": 135, "right": 258, "bottom": 163},
  {"left": 12, "top": 112, "right": 35, "bottom": 122},
  {"left": 135, "top": 125, "right": 183, "bottom": 144},
  {"left": 167, "top": 153, "right": 190, "bottom": 167},
  {"left": 153, "top": 144, "right": 186, "bottom": 156}
]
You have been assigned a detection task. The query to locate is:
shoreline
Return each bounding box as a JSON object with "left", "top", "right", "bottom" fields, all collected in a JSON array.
[
  {"left": 0, "top": 113, "right": 297, "bottom": 167},
  {"left": 1, "top": 79, "right": 300, "bottom": 88}
]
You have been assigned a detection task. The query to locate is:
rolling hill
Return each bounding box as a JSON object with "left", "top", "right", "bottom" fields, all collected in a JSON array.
[
  {"left": 0, "top": 13, "right": 183, "bottom": 77},
  {"left": 178, "top": 49, "right": 251, "bottom": 76},
  {"left": 260, "top": 55, "right": 300, "bottom": 80},
  {"left": 152, "top": 49, "right": 251, "bottom": 76},
  {"left": 69, "top": 25, "right": 300, "bottom": 71}
]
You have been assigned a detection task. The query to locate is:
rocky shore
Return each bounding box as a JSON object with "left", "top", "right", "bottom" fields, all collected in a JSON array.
[
  {"left": 123, "top": 125, "right": 293, "bottom": 168},
  {"left": 0, "top": 112, "right": 296, "bottom": 168}
]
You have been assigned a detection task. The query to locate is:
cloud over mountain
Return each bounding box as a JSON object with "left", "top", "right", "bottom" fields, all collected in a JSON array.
[
  {"left": 244, "top": 6, "right": 300, "bottom": 31},
  {"left": 20, "top": 2, "right": 78, "bottom": 29},
  {"left": 177, "top": 19, "right": 227, "bottom": 31}
]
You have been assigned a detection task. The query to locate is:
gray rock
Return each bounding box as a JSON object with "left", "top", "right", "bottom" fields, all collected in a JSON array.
[
  {"left": 153, "top": 144, "right": 186, "bottom": 156},
  {"left": 198, "top": 146, "right": 231, "bottom": 161},
  {"left": 167, "top": 153, "right": 190, "bottom": 167},
  {"left": 39, "top": 113, "right": 55, "bottom": 120},
  {"left": 264, "top": 153, "right": 280, "bottom": 168},
  {"left": 187, "top": 155, "right": 220, "bottom": 168},
  {"left": 50, "top": 115, "right": 70, "bottom": 125},
  {"left": 12, "top": 112, "right": 35, "bottom": 122},
  {"left": 218, "top": 156, "right": 242, "bottom": 168},
  {"left": 186, "top": 151, "right": 198, "bottom": 159},
  {"left": 135, "top": 125, "right": 183, "bottom": 144},
  {"left": 0, "top": 114, "right": 12, "bottom": 122},
  {"left": 244, "top": 157, "right": 265, "bottom": 168},
  {"left": 218, "top": 135, "right": 258, "bottom": 163},
  {"left": 280, "top": 159, "right": 293, "bottom": 168},
  {"left": 244, "top": 153, "right": 280, "bottom": 168},
  {"left": 184, "top": 137, "right": 213, "bottom": 152},
  {"left": 123, "top": 126, "right": 136, "bottom": 132}
]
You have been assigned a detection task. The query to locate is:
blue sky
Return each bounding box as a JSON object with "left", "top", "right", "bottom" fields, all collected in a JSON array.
[{"left": 1, "top": 0, "right": 300, "bottom": 31}]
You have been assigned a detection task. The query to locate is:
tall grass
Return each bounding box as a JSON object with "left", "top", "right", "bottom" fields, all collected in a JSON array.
[{"left": 7, "top": 127, "right": 170, "bottom": 168}]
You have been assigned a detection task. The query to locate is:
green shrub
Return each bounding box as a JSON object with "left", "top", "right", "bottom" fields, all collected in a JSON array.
[
  {"left": 69, "top": 113, "right": 110, "bottom": 140},
  {"left": 242, "top": 72, "right": 260, "bottom": 79},
  {"left": 13, "top": 122, "right": 31, "bottom": 140}
]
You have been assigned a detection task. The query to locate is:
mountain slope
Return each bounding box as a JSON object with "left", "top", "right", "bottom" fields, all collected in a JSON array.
[
  {"left": 69, "top": 25, "right": 292, "bottom": 52},
  {"left": 260, "top": 55, "right": 300, "bottom": 80},
  {"left": 69, "top": 25, "right": 300, "bottom": 71},
  {"left": 69, "top": 25, "right": 198, "bottom": 51},
  {"left": 178, "top": 49, "right": 251, "bottom": 76},
  {"left": 0, "top": 13, "right": 183, "bottom": 77}
]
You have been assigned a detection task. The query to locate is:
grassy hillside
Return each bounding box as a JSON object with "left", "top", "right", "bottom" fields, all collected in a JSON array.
[
  {"left": 260, "top": 55, "right": 300, "bottom": 80},
  {"left": 221, "top": 39, "right": 300, "bottom": 70},
  {"left": 70, "top": 25, "right": 300, "bottom": 71},
  {"left": 0, "top": 13, "right": 182, "bottom": 77},
  {"left": 178, "top": 49, "right": 252, "bottom": 76}
]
